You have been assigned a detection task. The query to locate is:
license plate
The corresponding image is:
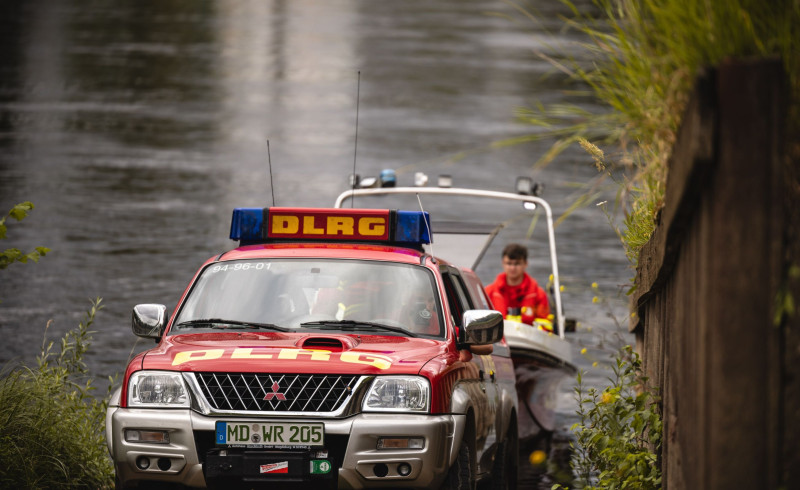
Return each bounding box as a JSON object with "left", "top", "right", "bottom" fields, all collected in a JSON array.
[{"left": 215, "top": 421, "right": 324, "bottom": 447}]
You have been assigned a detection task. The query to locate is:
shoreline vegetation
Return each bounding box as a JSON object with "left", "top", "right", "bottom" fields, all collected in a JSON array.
[
  {"left": 0, "top": 300, "right": 114, "bottom": 488},
  {"left": 508, "top": 0, "right": 798, "bottom": 488},
  {"left": 511, "top": 0, "right": 798, "bottom": 265},
  {"left": 2, "top": 203, "right": 113, "bottom": 487}
]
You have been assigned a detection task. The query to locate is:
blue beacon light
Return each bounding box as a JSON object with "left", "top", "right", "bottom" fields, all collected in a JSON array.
[
  {"left": 229, "top": 208, "right": 263, "bottom": 243},
  {"left": 394, "top": 210, "right": 430, "bottom": 244}
]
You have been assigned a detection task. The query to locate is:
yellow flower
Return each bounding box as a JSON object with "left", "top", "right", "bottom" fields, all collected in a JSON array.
[
  {"left": 529, "top": 450, "right": 547, "bottom": 466},
  {"left": 592, "top": 296, "right": 599, "bottom": 304},
  {"left": 580, "top": 348, "right": 587, "bottom": 355},
  {"left": 592, "top": 361, "right": 598, "bottom": 367},
  {"left": 600, "top": 392, "right": 614, "bottom": 404},
  {"left": 559, "top": 285, "right": 565, "bottom": 292},
  {"left": 591, "top": 282, "right": 598, "bottom": 289}
]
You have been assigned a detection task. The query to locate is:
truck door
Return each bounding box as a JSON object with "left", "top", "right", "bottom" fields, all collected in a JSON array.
[{"left": 441, "top": 267, "right": 499, "bottom": 471}]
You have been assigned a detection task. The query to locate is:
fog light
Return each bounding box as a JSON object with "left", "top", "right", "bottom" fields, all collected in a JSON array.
[
  {"left": 373, "top": 463, "right": 388, "bottom": 477},
  {"left": 125, "top": 429, "right": 170, "bottom": 444},
  {"left": 397, "top": 462, "right": 412, "bottom": 476},
  {"left": 377, "top": 437, "right": 424, "bottom": 449},
  {"left": 157, "top": 458, "right": 172, "bottom": 471},
  {"left": 136, "top": 456, "right": 150, "bottom": 470}
]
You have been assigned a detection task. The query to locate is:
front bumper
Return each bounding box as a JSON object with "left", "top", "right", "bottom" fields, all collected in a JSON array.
[{"left": 109, "top": 406, "right": 464, "bottom": 489}]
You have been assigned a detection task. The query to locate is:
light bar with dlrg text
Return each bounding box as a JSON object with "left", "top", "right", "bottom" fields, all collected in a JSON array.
[{"left": 229, "top": 207, "right": 431, "bottom": 247}]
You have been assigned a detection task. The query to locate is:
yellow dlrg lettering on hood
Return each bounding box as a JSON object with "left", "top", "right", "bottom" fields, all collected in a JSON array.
[
  {"left": 278, "top": 348, "right": 332, "bottom": 361},
  {"left": 172, "top": 349, "right": 224, "bottom": 366},
  {"left": 232, "top": 348, "right": 273, "bottom": 360},
  {"left": 340, "top": 351, "right": 392, "bottom": 370},
  {"left": 170, "top": 347, "right": 392, "bottom": 370}
]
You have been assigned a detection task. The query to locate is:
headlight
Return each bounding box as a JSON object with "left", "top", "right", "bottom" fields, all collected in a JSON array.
[
  {"left": 128, "top": 371, "right": 190, "bottom": 407},
  {"left": 363, "top": 376, "right": 430, "bottom": 412}
]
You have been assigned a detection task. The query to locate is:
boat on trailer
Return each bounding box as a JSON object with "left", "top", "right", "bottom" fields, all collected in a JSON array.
[{"left": 335, "top": 183, "right": 576, "bottom": 441}]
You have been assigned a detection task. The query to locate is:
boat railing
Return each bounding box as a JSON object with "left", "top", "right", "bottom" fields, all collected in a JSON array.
[{"left": 334, "top": 187, "right": 566, "bottom": 339}]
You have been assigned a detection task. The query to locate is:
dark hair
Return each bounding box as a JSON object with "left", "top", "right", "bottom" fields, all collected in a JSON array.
[{"left": 502, "top": 243, "right": 528, "bottom": 261}]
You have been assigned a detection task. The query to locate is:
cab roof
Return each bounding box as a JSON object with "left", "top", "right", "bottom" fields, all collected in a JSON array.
[{"left": 218, "top": 242, "right": 433, "bottom": 266}]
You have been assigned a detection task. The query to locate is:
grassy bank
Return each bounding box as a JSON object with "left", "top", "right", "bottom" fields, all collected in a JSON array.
[
  {"left": 517, "top": 0, "right": 799, "bottom": 263},
  {"left": 0, "top": 299, "right": 114, "bottom": 488}
]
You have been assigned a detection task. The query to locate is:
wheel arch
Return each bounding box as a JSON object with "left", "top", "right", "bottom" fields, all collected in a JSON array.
[{"left": 447, "top": 405, "right": 476, "bottom": 470}]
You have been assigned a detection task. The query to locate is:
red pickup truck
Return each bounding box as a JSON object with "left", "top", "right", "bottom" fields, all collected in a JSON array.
[{"left": 107, "top": 207, "right": 519, "bottom": 489}]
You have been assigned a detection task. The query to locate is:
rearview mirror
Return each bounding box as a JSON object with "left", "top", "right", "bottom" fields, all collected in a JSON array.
[
  {"left": 461, "top": 310, "right": 503, "bottom": 346},
  {"left": 292, "top": 273, "right": 340, "bottom": 289},
  {"left": 132, "top": 304, "right": 168, "bottom": 340}
]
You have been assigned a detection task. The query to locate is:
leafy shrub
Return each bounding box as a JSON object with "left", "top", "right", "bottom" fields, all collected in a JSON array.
[
  {"left": 555, "top": 345, "right": 662, "bottom": 489},
  {"left": 0, "top": 201, "right": 49, "bottom": 272},
  {"left": 0, "top": 299, "right": 114, "bottom": 489}
]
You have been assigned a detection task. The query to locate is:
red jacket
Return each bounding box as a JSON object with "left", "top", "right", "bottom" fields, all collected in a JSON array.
[{"left": 485, "top": 272, "right": 550, "bottom": 325}]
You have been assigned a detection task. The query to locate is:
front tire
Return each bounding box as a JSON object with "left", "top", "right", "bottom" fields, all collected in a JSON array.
[
  {"left": 442, "top": 440, "right": 475, "bottom": 490},
  {"left": 492, "top": 424, "right": 519, "bottom": 490}
]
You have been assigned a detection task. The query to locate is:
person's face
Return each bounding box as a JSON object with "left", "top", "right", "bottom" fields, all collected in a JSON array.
[
  {"left": 412, "top": 295, "right": 435, "bottom": 311},
  {"left": 502, "top": 256, "right": 527, "bottom": 283}
]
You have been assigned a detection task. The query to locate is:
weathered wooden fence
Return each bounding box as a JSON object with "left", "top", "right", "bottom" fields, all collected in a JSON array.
[{"left": 631, "top": 58, "right": 799, "bottom": 489}]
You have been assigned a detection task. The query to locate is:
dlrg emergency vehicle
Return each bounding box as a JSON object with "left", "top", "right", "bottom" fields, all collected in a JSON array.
[{"left": 107, "top": 207, "right": 519, "bottom": 489}]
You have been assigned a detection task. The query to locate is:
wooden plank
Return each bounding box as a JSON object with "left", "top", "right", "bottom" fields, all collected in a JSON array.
[
  {"left": 782, "top": 128, "right": 800, "bottom": 486},
  {"left": 706, "top": 57, "right": 784, "bottom": 489},
  {"left": 631, "top": 70, "right": 717, "bottom": 332},
  {"left": 634, "top": 57, "right": 792, "bottom": 489}
]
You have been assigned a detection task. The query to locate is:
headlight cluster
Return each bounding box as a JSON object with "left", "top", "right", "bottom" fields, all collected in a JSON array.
[
  {"left": 128, "top": 371, "right": 189, "bottom": 407},
  {"left": 363, "top": 376, "right": 430, "bottom": 412}
]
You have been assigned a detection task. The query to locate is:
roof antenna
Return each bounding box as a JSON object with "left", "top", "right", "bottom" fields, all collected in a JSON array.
[
  {"left": 351, "top": 71, "right": 361, "bottom": 208},
  {"left": 267, "top": 140, "right": 276, "bottom": 206},
  {"left": 416, "top": 193, "right": 434, "bottom": 258}
]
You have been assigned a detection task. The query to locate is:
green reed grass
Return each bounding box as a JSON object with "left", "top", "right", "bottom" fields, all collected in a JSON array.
[
  {"left": 0, "top": 299, "right": 114, "bottom": 489},
  {"left": 555, "top": 346, "right": 662, "bottom": 490},
  {"left": 511, "top": 0, "right": 799, "bottom": 264}
]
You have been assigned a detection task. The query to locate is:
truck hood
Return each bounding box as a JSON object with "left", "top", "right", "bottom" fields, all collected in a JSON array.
[{"left": 141, "top": 332, "right": 449, "bottom": 375}]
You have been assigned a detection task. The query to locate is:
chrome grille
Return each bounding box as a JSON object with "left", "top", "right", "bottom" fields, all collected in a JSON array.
[{"left": 194, "top": 373, "right": 360, "bottom": 412}]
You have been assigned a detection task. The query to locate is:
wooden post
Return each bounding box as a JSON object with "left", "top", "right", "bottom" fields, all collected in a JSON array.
[{"left": 632, "top": 57, "right": 795, "bottom": 488}]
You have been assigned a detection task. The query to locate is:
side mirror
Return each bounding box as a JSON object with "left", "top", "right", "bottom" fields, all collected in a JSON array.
[
  {"left": 461, "top": 310, "right": 503, "bottom": 346},
  {"left": 132, "top": 304, "right": 168, "bottom": 340}
]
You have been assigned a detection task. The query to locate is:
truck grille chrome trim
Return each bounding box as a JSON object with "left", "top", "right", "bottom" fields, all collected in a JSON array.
[{"left": 187, "top": 373, "right": 363, "bottom": 415}]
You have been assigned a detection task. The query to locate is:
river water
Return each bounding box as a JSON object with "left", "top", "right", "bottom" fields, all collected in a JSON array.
[{"left": 0, "top": 1, "right": 630, "bottom": 487}]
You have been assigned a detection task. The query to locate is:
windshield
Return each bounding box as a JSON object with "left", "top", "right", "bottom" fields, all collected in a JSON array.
[{"left": 171, "top": 259, "right": 443, "bottom": 337}]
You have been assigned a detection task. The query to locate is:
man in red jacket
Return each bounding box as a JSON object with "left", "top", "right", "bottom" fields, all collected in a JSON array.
[{"left": 485, "top": 243, "right": 551, "bottom": 328}]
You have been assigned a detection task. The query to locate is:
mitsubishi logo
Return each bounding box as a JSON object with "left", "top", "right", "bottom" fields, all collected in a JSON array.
[{"left": 264, "top": 382, "right": 287, "bottom": 401}]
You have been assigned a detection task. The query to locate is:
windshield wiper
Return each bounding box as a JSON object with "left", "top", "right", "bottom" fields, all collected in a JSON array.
[
  {"left": 174, "top": 319, "right": 289, "bottom": 332},
  {"left": 300, "top": 320, "right": 417, "bottom": 337}
]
